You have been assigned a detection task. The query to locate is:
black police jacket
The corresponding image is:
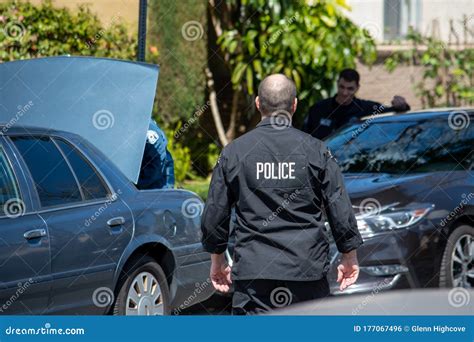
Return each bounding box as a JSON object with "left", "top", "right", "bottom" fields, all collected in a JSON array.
[{"left": 201, "top": 115, "right": 363, "bottom": 281}]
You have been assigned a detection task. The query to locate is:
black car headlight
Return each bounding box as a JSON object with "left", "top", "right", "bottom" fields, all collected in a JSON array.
[{"left": 356, "top": 205, "right": 434, "bottom": 239}]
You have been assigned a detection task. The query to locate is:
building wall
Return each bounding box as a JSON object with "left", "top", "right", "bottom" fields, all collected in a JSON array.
[
  {"left": 346, "top": 0, "right": 473, "bottom": 109},
  {"left": 0, "top": 0, "right": 139, "bottom": 31},
  {"left": 344, "top": 0, "right": 385, "bottom": 41},
  {"left": 346, "top": 0, "right": 474, "bottom": 43},
  {"left": 421, "top": 0, "right": 474, "bottom": 43},
  {"left": 356, "top": 60, "right": 424, "bottom": 109}
]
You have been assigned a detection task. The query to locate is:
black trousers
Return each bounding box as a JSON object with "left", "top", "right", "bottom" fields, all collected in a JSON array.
[{"left": 231, "top": 277, "right": 330, "bottom": 315}]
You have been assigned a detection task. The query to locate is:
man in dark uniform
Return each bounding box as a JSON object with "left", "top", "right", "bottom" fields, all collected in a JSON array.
[
  {"left": 302, "top": 68, "right": 410, "bottom": 140},
  {"left": 201, "top": 74, "right": 363, "bottom": 315}
]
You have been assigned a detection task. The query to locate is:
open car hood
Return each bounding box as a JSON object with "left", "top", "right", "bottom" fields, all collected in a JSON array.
[{"left": 0, "top": 56, "right": 159, "bottom": 183}]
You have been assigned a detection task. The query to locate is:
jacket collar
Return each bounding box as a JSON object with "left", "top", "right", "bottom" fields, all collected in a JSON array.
[{"left": 256, "top": 114, "right": 293, "bottom": 128}]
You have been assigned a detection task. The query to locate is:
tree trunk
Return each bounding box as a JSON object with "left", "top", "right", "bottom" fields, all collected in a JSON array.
[
  {"left": 205, "top": 67, "right": 228, "bottom": 146},
  {"left": 225, "top": 91, "right": 240, "bottom": 141}
]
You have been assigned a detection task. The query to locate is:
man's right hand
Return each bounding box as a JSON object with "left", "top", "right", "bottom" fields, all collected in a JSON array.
[
  {"left": 210, "top": 253, "right": 232, "bottom": 293},
  {"left": 391, "top": 95, "right": 410, "bottom": 111},
  {"left": 336, "top": 250, "right": 360, "bottom": 291}
]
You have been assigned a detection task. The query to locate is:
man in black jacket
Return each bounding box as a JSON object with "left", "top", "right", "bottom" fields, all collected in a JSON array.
[
  {"left": 302, "top": 68, "right": 410, "bottom": 139},
  {"left": 201, "top": 74, "right": 363, "bottom": 315}
]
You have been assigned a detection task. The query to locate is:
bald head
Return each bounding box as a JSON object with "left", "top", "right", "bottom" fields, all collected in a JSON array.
[{"left": 257, "top": 74, "right": 297, "bottom": 116}]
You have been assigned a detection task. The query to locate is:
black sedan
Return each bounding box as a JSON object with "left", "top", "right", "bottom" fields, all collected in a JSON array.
[{"left": 325, "top": 108, "right": 473, "bottom": 294}]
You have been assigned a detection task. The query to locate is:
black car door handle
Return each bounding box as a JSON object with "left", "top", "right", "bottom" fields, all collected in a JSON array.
[
  {"left": 107, "top": 216, "right": 125, "bottom": 227},
  {"left": 23, "top": 229, "right": 47, "bottom": 240}
]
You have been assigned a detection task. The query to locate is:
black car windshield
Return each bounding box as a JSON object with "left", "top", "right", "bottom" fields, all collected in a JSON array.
[{"left": 325, "top": 117, "right": 473, "bottom": 174}]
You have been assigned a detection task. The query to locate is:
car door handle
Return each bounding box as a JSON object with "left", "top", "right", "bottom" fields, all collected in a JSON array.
[
  {"left": 169, "top": 222, "right": 177, "bottom": 237},
  {"left": 23, "top": 229, "right": 47, "bottom": 240},
  {"left": 107, "top": 216, "right": 125, "bottom": 227}
]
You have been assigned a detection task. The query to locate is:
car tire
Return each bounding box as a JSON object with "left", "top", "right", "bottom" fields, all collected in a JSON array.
[
  {"left": 113, "top": 255, "right": 171, "bottom": 315},
  {"left": 439, "top": 224, "right": 474, "bottom": 288}
]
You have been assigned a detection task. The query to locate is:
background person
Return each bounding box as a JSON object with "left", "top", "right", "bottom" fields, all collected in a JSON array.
[
  {"left": 302, "top": 68, "right": 410, "bottom": 140},
  {"left": 137, "top": 119, "right": 175, "bottom": 190}
]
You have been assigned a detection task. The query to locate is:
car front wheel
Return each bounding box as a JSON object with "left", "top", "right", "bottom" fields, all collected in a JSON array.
[
  {"left": 440, "top": 225, "right": 474, "bottom": 288},
  {"left": 113, "top": 256, "right": 171, "bottom": 315}
]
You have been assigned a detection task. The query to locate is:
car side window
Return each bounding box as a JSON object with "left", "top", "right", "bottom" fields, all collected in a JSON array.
[
  {"left": 328, "top": 118, "right": 474, "bottom": 173},
  {"left": 11, "top": 136, "right": 82, "bottom": 208},
  {"left": 0, "top": 146, "right": 23, "bottom": 216},
  {"left": 54, "top": 139, "right": 110, "bottom": 200}
]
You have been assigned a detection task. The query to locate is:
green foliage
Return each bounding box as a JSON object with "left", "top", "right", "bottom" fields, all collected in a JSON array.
[
  {"left": 385, "top": 29, "right": 474, "bottom": 107},
  {"left": 147, "top": 0, "right": 207, "bottom": 126},
  {"left": 207, "top": 143, "right": 220, "bottom": 170},
  {"left": 0, "top": 0, "right": 202, "bottom": 183},
  {"left": 0, "top": 0, "right": 136, "bottom": 62},
  {"left": 163, "top": 123, "right": 193, "bottom": 183},
  {"left": 181, "top": 178, "right": 210, "bottom": 201},
  {"left": 217, "top": 0, "right": 376, "bottom": 116}
]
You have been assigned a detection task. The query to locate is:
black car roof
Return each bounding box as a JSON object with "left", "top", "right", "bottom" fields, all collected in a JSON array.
[{"left": 360, "top": 107, "right": 474, "bottom": 123}]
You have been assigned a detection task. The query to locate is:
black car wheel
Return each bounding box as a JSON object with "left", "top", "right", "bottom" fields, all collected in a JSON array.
[
  {"left": 440, "top": 225, "right": 474, "bottom": 288},
  {"left": 113, "top": 255, "right": 171, "bottom": 315}
]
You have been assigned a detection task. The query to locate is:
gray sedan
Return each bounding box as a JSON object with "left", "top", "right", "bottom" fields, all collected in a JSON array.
[{"left": 0, "top": 126, "right": 213, "bottom": 315}]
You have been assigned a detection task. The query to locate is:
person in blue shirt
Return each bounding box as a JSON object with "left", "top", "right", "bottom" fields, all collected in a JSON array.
[{"left": 137, "top": 119, "right": 175, "bottom": 190}]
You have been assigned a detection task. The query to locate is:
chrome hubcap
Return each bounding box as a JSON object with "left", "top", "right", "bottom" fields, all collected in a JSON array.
[
  {"left": 126, "top": 271, "right": 163, "bottom": 315},
  {"left": 451, "top": 234, "right": 474, "bottom": 288}
]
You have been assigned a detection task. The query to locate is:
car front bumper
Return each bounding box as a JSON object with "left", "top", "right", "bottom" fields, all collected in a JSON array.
[{"left": 328, "top": 219, "right": 442, "bottom": 295}]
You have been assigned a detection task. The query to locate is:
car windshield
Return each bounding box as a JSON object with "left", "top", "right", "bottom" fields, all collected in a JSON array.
[{"left": 325, "top": 117, "right": 473, "bottom": 174}]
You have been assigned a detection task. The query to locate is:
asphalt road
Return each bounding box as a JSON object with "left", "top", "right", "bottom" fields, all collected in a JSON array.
[{"left": 179, "top": 294, "right": 232, "bottom": 315}]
